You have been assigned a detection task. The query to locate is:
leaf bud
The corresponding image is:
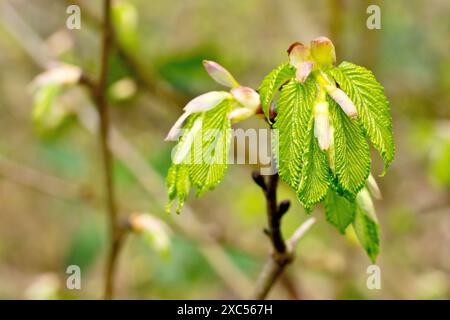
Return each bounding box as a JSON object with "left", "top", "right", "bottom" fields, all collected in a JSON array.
[
  {"left": 203, "top": 60, "right": 239, "bottom": 88},
  {"left": 310, "top": 36, "right": 336, "bottom": 67}
]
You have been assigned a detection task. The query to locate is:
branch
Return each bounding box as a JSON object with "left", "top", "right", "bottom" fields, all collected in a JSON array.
[
  {"left": 252, "top": 171, "right": 316, "bottom": 299},
  {"left": 75, "top": 102, "right": 254, "bottom": 297},
  {"left": 66, "top": 0, "right": 188, "bottom": 108},
  {"left": 93, "top": 0, "right": 123, "bottom": 300}
]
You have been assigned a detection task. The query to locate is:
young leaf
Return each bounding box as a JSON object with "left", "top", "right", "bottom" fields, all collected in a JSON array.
[
  {"left": 203, "top": 60, "right": 239, "bottom": 88},
  {"left": 259, "top": 63, "right": 296, "bottom": 121},
  {"left": 297, "top": 119, "right": 331, "bottom": 210},
  {"left": 189, "top": 99, "right": 232, "bottom": 195},
  {"left": 353, "top": 188, "right": 380, "bottom": 262},
  {"left": 273, "top": 78, "right": 317, "bottom": 190},
  {"left": 330, "top": 62, "right": 394, "bottom": 175},
  {"left": 166, "top": 164, "right": 191, "bottom": 214},
  {"left": 329, "top": 97, "right": 371, "bottom": 195},
  {"left": 324, "top": 190, "right": 355, "bottom": 234}
]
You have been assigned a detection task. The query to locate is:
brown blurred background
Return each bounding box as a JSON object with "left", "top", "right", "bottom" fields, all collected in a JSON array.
[{"left": 0, "top": 0, "right": 448, "bottom": 299}]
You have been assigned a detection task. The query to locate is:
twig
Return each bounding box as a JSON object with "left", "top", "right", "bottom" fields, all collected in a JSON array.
[
  {"left": 252, "top": 171, "right": 316, "bottom": 299},
  {"left": 92, "top": 0, "right": 123, "bottom": 300},
  {"left": 0, "top": 155, "right": 80, "bottom": 199},
  {"left": 66, "top": 0, "right": 188, "bottom": 108},
  {"left": 75, "top": 103, "right": 254, "bottom": 297}
]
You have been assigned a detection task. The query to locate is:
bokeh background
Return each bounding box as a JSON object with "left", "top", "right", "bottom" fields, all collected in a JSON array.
[{"left": 0, "top": 0, "right": 448, "bottom": 299}]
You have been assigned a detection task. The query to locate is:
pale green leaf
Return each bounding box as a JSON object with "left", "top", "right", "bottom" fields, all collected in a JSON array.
[
  {"left": 297, "top": 119, "right": 331, "bottom": 210},
  {"left": 166, "top": 98, "right": 232, "bottom": 213},
  {"left": 189, "top": 99, "right": 232, "bottom": 195},
  {"left": 353, "top": 188, "right": 380, "bottom": 262},
  {"left": 273, "top": 78, "right": 317, "bottom": 190},
  {"left": 331, "top": 62, "right": 394, "bottom": 175},
  {"left": 324, "top": 190, "right": 355, "bottom": 234},
  {"left": 166, "top": 164, "right": 191, "bottom": 214},
  {"left": 329, "top": 97, "right": 371, "bottom": 195},
  {"left": 259, "top": 62, "right": 296, "bottom": 122}
]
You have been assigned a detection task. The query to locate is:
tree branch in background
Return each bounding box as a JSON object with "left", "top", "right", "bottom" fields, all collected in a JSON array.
[
  {"left": 92, "top": 0, "right": 124, "bottom": 300},
  {"left": 67, "top": 0, "right": 188, "bottom": 108},
  {"left": 252, "top": 171, "right": 316, "bottom": 299}
]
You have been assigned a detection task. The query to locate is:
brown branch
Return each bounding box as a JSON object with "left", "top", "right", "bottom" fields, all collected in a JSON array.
[
  {"left": 252, "top": 171, "right": 316, "bottom": 299},
  {"left": 66, "top": 0, "right": 188, "bottom": 108},
  {"left": 94, "top": 0, "right": 121, "bottom": 300}
]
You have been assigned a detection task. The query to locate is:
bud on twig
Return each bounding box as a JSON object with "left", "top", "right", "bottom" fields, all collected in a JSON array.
[
  {"left": 278, "top": 199, "right": 291, "bottom": 216},
  {"left": 296, "top": 61, "right": 314, "bottom": 83},
  {"left": 310, "top": 37, "right": 336, "bottom": 67},
  {"left": 231, "top": 86, "right": 260, "bottom": 111},
  {"left": 252, "top": 171, "right": 267, "bottom": 191},
  {"left": 203, "top": 60, "right": 240, "bottom": 88},
  {"left": 129, "top": 213, "right": 172, "bottom": 256},
  {"left": 288, "top": 42, "right": 310, "bottom": 64},
  {"left": 288, "top": 42, "right": 314, "bottom": 83}
]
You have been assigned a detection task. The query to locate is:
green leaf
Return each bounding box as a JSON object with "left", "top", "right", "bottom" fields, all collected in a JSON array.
[
  {"left": 273, "top": 78, "right": 317, "bottom": 190},
  {"left": 166, "top": 164, "right": 191, "bottom": 214},
  {"left": 166, "top": 98, "right": 232, "bottom": 213},
  {"left": 297, "top": 119, "right": 331, "bottom": 210},
  {"left": 329, "top": 97, "right": 371, "bottom": 195},
  {"left": 190, "top": 99, "right": 232, "bottom": 195},
  {"left": 166, "top": 113, "right": 200, "bottom": 213},
  {"left": 324, "top": 190, "right": 355, "bottom": 234},
  {"left": 259, "top": 62, "right": 296, "bottom": 122},
  {"left": 353, "top": 188, "right": 380, "bottom": 262},
  {"left": 331, "top": 62, "right": 394, "bottom": 175}
]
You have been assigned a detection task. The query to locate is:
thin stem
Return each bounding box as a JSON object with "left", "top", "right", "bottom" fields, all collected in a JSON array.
[
  {"left": 252, "top": 171, "right": 316, "bottom": 299},
  {"left": 265, "top": 174, "right": 286, "bottom": 253},
  {"left": 95, "top": 0, "right": 121, "bottom": 300}
]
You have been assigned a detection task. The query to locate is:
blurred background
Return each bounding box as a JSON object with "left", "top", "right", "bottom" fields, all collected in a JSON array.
[{"left": 0, "top": 0, "right": 448, "bottom": 299}]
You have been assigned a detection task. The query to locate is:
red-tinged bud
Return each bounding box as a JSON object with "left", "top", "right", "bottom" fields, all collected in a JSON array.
[
  {"left": 288, "top": 42, "right": 311, "bottom": 66},
  {"left": 203, "top": 60, "right": 239, "bottom": 88},
  {"left": 310, "top": 36, "right": 336, "bottom": 67},
  {"left": 288, "top": 42, "right": 314, "bottom": 83},
  {"left": 230, "top": 86, "right": 260, "bottom": 111},
  {"left": 296, "top": 61, "right": 314, "bottom": 83}
]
